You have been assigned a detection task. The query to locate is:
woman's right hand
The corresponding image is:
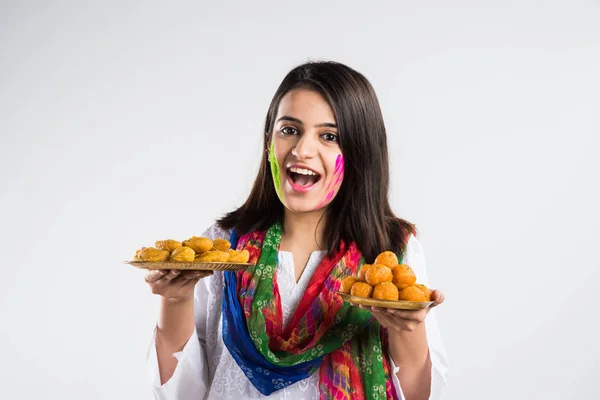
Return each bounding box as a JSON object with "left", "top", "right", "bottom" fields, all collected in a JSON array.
[{"left": 144, "top": 269, "right": 213, "bottom": 302}]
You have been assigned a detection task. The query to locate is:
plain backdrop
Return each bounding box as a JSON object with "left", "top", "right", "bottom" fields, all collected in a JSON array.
[{"left": 1, "top": 1, "right": 599, "bottom": 399}]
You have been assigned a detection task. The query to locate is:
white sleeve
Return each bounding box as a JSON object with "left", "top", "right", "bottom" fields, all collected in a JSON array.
[
  {"left": 146, "top": 222, "right": 232, "bottom": 400},
  {"left": 390, "top": 234, "right": 449, "bottom": 400},
  {"left": 147, "top": 325, "right": 208, "bottom": 400}
]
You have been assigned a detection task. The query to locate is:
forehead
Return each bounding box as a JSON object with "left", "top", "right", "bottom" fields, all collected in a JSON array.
[{"left": 276, "top": 88, "right": 336, "bottom": 124}]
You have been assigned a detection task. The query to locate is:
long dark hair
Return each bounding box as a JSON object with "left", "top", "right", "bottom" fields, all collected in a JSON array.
[{"left": 217, "top": 61, "right": 414, "bottom": 262}]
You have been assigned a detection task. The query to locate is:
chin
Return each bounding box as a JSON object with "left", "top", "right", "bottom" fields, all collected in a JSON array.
[{"left": 282, "top": 196, "right": 325, "bottom": 214}]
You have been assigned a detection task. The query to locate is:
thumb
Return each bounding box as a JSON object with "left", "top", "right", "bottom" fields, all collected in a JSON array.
[{"left": 430, "top": 289, "right": 445, "bottom": 307}]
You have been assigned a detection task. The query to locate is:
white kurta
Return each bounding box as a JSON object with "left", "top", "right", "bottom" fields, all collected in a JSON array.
[{"left": 147, "top": 223, "right": 448, "bottom": 399}]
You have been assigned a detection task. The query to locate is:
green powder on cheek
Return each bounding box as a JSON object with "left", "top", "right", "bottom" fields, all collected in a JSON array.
[{"left": 269, "top": 141, "right": 283, "bottom": 200}]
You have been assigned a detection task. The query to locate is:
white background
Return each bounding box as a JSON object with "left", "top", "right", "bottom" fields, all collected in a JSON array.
[{"left": 1, "top": 1, "right": 599, "bottom": 399}]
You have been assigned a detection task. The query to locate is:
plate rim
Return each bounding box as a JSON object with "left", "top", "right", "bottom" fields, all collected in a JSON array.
[
  {"left": 338, "top": 292, "right": 433, "bottom": 310},
  {"left": 124, "top": 260, "right": 253, "bottom": 270}
]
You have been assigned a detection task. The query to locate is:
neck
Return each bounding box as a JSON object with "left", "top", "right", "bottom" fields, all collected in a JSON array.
[{"left": 281, "top": 209, "right": 327, "bottom": 251}]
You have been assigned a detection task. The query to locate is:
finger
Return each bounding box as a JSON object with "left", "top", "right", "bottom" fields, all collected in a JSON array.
[
  {"left": 430, "top": 290, "right": 445, "bottom": 307},
  {"left": 371, "top": 308, "right": 409, "bottom": 322},
  {"left": 176, "top": 270, "right": 203, "bottom": 281},
  {"left": 174, "top": 269, "right": 214, "bottom": 285},
  {"left": 180, "top": 270, "right": 214, "bottom": 279},
  {"left": 369, "top": 309, "right": 395, "bottom": 326},
  {"left": 171, "top": 272, "right": 203, "bottom": 286},
  {"left": 156, "top": 271, "right": 212, "bottom": 294},
  {"left": 144, "top": 270, "right": 168, "bottom": 283},
  {"left": 149, "top": 270, "right": 183, "bottom": 290},
  {"left": 162, "top": 269, "right": 182, "bottom": 281},
  {"left": 174, "top": 275, "right": 200, "bottom": 291},
  {"left": 386, "top": 308, "right": 428, "bottom": 322},
  {"left": 371, "top": 310, "right": 416, "bottom": 332},
  {"left": 370, "top": 306, "right": 413, "bottom": 319}
]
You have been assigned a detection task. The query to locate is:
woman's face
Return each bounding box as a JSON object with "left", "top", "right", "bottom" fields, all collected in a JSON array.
[{"left": 269, "top": 88, "right": 345, "bottom": 214}]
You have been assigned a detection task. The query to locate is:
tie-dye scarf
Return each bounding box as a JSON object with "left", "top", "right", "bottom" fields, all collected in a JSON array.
[{"left": 222, "top": 222, "right": 400, "bottom": 399}]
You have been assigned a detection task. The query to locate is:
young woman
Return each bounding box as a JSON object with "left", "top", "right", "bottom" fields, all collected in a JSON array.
[{"left": 145, "top": 61, "right": 448, "bottom": 400}]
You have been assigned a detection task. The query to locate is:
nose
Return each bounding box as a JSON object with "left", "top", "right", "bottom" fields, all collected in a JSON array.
[{"left": 291, "top": 133, "right": 318, "bottom": 160}]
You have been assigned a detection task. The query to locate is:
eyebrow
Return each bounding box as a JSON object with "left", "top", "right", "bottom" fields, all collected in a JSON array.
[{"left": 276, "top": 115, "right": 337, "bottom": 128}]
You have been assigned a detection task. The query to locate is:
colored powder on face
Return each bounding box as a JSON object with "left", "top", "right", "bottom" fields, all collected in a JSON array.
[
  {"left": 331, "top": 154, "right": 345, "bottom": 188},
  {"left": 316, "top": 154, "right": 345, "bottom": 209},
  {"left": 268, "top": 141, "right": 284, "bottom": 201},
  {"left": 324, "top": 191, "right": 335, "bottom": 203}
]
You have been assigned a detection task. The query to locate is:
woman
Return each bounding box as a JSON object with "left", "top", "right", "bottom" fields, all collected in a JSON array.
[{"left": 146, "top": 61, "right": 448, "bottom": 400}]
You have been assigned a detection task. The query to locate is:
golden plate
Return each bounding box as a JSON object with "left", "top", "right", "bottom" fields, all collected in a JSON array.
[
  {"left": 339, "top": 292, "right": 433, "bottom": 310},
  {"left": 125, "top": 261, "right": 252, "bottom": 271}
]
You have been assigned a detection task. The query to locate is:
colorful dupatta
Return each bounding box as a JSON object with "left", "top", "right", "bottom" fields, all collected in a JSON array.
[{"left": 222, "top": 222, "right": 399, "bottom": 399}]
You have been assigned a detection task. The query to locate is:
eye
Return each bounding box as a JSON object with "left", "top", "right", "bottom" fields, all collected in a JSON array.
[
  {"left": 280, "top": 126, "right": 298, "bottom": 136},
  {"left": 321, "top": 132, "right": 339, "bottom": 143}
]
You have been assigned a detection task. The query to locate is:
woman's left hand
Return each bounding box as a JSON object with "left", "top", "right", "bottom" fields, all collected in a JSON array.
[{"left": 358, "top": 289, "right": 445, "bottom": 333}]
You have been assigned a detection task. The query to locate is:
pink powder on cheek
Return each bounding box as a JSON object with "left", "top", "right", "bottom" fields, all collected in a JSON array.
[
  {"left": 324, "top": 191, "right": 334, "bottom": 203},
  {"left": 332, "top": 154, "right": 344, "bottom": 187},
  {"left": 316, "top": 154, "right": 345, "bottom": 209}
]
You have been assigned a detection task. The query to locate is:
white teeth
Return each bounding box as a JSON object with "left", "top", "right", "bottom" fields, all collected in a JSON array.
[{"left": 289, "top": 167, "right": 318, "bottom": 176}]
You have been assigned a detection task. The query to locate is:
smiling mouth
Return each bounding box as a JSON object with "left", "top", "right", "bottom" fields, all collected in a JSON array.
[{"left": 286, "top": 167, "right": 322, "bottom": 187}]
